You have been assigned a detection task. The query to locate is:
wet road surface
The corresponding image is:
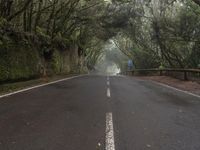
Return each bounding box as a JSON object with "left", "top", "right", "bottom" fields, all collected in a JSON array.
[{"left": 0, "top": 75, "right": 200, "bottom": 150}]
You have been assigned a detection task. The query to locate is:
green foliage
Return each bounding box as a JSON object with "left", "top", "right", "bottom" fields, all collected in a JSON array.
[
  {"left": 1, "top": 0, "right": 200, "bottom": 79},
  {"left": 0, "top": 24, "right": 82, "bottom": 82},
  {"left": 0, "top": 36, "right": 40, "bottom": 82},
  {"left": 133, "top": 50, "right": 160, "bottom": 69},
  {"left": 0, "top": 17, "right": 8, "bottom": 27},
  {"left": 113, "top": 0, "right": 200, "bottom": 69},
  {"left": 36, "top": 27, "right": 50, "bottom": 39},
  {"left": 51, "top": 50, "right": 62, "bottom": 74},
  {"left": 159, "top": 64, "right": 165, "bottom": 70}
]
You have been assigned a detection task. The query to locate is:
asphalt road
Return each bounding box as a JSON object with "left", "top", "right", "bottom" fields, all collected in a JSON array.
[{"left": 0, "top": 75, "right": 200, "bottom": 150}]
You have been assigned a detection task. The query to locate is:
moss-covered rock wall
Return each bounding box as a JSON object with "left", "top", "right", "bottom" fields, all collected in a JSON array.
[{"left": 0, "top": 27, "right": 87, "bottom": 83}]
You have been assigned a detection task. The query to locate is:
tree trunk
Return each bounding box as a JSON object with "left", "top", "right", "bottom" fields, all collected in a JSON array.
[
  {"left": 23, "top": 10, "right": 27, "bottom": 32},
  {"left": 27, "top": 1, "right": 33, "bottom": 32},
  {"left": 46, "top": 0, "right": 57, "bottom": 35},
  {"left": 34, "top": 0, "right": 43, "bottom": 32},
  {"left": 0, "top": 0, "right": 13, "bottom": 18},
  {"left": 8, "top": 0, "right": 33, "bottom": 21}
]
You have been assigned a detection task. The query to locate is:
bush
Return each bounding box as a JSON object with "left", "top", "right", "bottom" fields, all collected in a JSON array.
[
  {"left": 198, "top": 64, "right": 200, "bottom": 69},
  {"left": 159, "top": 64, "right": 165, "bottom": 69}
]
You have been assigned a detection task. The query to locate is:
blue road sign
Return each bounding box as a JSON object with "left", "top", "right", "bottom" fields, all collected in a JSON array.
[
  {"left": 128, "top": 60, "right": 133, "bottom": 67},
  {"left": 128, "top": 60, "right": 133, "bottom": 70}
]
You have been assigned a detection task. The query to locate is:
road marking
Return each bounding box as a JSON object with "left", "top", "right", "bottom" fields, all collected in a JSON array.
[
  {"left": 152, "top": 81, "right": 200, "bottom": 99},
  {"left": 106, "top": 112, "right": 115, "bottom": 150},
  {"left": 107, "top": 81, "right": 110, "bottom": 86},
  {"left": 0, "top": 75, "right": 86, "bottom": 99},
  {"left": 121, "top": 75, "right": 200, "bottom": 99},
  {"left": 107, "top": 88, "right": 111, "bottom": 98}
]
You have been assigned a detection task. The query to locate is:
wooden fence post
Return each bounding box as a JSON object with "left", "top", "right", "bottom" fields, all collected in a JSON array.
[
  {"left": 132, "top": 71, "right": 134, "bottom": 76},
  {"left": 184, "top": 71, "right": 188, "bottom": 81},
  {"left": 160, "top": 70, "right": 163, "bottom": 76}
]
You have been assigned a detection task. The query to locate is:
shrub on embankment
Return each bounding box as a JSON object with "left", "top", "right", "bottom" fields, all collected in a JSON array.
[{"left": 0, "top": 22, "right": 85, "bottom": 83}]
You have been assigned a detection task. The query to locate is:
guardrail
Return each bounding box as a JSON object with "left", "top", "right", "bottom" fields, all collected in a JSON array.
[{"left": 121, "top": 69, "right": 200, "bottom": 82}]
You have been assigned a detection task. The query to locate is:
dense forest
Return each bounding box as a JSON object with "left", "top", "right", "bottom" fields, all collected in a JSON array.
[
  {"left": 0, "top": 0, "right": 200, "bottom": 82},
  {"left": 111, "top": 0, "right": 200, "bottom": 70}
]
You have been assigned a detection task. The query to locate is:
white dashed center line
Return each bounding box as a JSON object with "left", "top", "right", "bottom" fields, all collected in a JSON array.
[
  {"left": 107, "top": 76, "right": 111, "bottom": 98},
  {"left": 107, "top": 88, "right": 111, "bottom": 98},
  {"left": 106, "top": 112, "right": 115, "bottom": 150}
]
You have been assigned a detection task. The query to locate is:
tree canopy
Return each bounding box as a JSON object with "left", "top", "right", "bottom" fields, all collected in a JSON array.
[{"left": 0, "top": 0, "right": 200, "bottom": 71}]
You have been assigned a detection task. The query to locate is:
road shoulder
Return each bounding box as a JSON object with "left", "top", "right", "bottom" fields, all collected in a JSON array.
[
  {"left": 135, "top": 76, "right": 200, "bottom": 96},
  {"left": 0, "top": 74, "right": 85, "bottom": 98}
]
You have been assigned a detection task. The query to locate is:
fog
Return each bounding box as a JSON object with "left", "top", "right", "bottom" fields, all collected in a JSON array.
[
  {"left": 95, "top": 58, "right": 121, "bottom": 75},
  {"left": 93, "top": 40, "right": 128, "bottom": 75}
]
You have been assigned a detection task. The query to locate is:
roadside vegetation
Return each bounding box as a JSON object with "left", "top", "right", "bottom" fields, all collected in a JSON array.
[
  {"left": 108, "top": 0, "right": 200, "bottom": 70},
  {"left": 0, "top": 0, "right": 200, "bottom": 83}
]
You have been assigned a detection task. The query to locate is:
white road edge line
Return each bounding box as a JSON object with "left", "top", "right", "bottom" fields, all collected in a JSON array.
[
  {"left": 106, "top": 112, "right": 115, "bottom": 150},
  {"left": 121, "top": 75, "right": 200, "bottom": 99},
  {"left": 107, "top": 81, "right": 110, "bottom": 86},
  {"left": 152, "top": 81, "right": 200, "bottom": 98},
  {"left": 0, "top": 74, "right": 86, "bottom": 99},
  {"left": 107, "top": 88, "right": 111, "bottom": 98}
]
